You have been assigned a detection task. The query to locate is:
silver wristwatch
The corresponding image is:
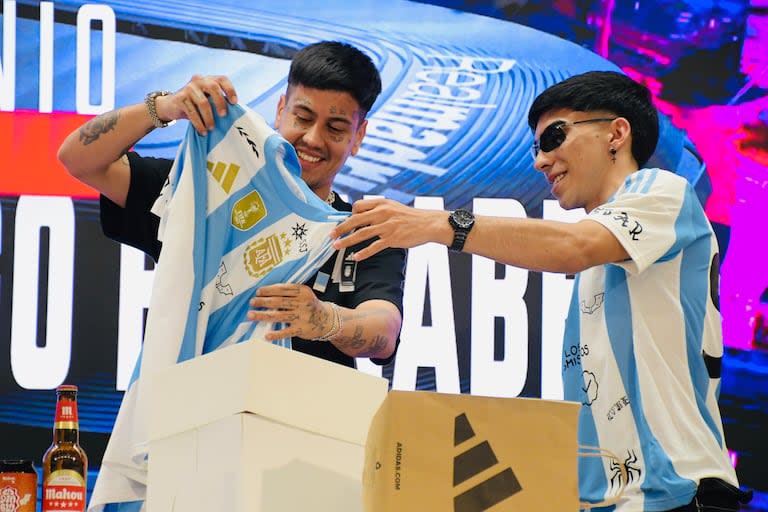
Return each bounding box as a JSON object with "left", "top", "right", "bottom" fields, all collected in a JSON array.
[{"left": 144, "top": 90, "right": 174, "bottom": 128}]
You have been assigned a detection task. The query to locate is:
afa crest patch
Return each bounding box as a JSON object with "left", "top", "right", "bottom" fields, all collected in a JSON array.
[{"left": 243, "top": 232, "right": 292, "bottom": 278}]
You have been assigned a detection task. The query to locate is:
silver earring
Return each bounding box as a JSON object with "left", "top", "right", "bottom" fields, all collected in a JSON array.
[{"left": 609, "top": 147, "right": 617, "bottom": 163}]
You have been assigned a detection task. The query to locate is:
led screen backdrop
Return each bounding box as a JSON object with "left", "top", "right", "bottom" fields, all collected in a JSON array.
[{"left": 0, "top": 0, "right": 766, "bottom": 509}]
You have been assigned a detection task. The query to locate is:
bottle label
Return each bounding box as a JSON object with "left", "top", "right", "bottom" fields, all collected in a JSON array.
[
  {"left": 54, "top": 398, "right": 78, "bottom": 430},
  {"left": 43, "top": 471, "right": 85, "bottom": 512},
  {"left": 0, "top": 472, "right": 37, "bottom": 512}
]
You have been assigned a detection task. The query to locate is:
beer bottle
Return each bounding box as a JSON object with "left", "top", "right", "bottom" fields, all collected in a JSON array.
[{"left": 42, "top": 385, "right": 88, "bottom": 512}]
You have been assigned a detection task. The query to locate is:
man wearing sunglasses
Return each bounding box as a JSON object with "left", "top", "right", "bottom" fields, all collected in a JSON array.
[{"left": 331, "top": 70, "right": 750, "bottom": 511}]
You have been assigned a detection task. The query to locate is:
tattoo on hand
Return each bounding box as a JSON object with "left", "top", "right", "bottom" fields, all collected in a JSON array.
[
  {"left": 309, "top": 304, "right": 329, "bottom": 331},
  {"left": 79, "top": 110, "right": 119, "bottom": 145}
]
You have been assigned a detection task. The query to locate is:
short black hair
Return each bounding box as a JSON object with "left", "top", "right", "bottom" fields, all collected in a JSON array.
[
  {"left": 527, "top": 71, "right": 659, "bottom": 167},
  {"left": 288, "top": 41, "right": 382, "bottom": 118}
]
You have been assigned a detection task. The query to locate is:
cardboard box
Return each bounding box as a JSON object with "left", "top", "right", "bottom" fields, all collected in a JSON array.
[
  {"left": 146, "top": 341, "right": 389, "bottom": 512},
  {"left": 363, "top": 391, "right": 581, "bottom": 512}
]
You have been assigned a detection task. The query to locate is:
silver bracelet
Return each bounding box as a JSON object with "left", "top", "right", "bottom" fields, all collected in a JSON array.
[
  {"left": 315, "top": 302, "right": 343, "bottom": 342},
  {"left": 144, "top": 90, "right": 174, "bottom": 128}
]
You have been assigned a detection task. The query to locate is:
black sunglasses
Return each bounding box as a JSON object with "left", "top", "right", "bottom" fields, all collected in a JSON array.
[{"left": 531, "top": 117, "right": 617, "bottom": 158}]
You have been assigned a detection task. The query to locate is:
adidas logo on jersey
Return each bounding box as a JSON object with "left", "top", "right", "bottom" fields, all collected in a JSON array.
[{"left": 207, "top": 160, "right": 240, "bottom": 193}]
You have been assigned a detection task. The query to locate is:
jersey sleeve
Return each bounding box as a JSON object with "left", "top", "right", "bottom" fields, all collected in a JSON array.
[
  {"left": 587, "top": 169, "right": 711, "bottom": 275},
  {"left": 99, "top": 153, "right": 173, "bottom": 261}
]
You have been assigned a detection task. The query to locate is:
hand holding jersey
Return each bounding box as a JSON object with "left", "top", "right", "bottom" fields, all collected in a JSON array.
[
  {"left": 151, "top": 75, "right": 239, "bottom": 135},
  {"left": 248, "top": 283, "right": 341, "bottom": 342}
]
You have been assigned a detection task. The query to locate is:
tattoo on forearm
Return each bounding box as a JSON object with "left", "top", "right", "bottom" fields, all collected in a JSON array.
[
  {"left": 329, "top": 308, "right": 394, "bottom": 356},
  {"left": 367, "top": 335, "right": 388, "bottom": 355},
  {"left": 336, "top": 326, "right": 367, "bottom": 351},
  {"left": 334, "top": 330, "right": 389, "bottom": 357},
  {"left": 78, "top": 110, "right": 119, "bottom": 145}
]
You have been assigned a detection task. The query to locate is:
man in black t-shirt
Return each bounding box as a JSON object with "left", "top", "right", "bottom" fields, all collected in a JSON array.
[{"left": 58, "top": 41, "right": 405, "bottom": 368}]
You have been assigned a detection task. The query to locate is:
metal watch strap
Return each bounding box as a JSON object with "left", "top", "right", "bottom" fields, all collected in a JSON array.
[{"left": 145, "top": 90, "right": 171, "bottom": 128}]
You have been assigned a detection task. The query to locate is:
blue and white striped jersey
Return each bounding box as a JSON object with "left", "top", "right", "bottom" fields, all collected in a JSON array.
[
  {"left": 563, "top": 168, "right": 738, "bottom": 511},
  {"left": 89, "top": 103, "right": 347, "bottom": 512},
  {"left": 149, "top": 101, "right": 347, "bottom": 360}
]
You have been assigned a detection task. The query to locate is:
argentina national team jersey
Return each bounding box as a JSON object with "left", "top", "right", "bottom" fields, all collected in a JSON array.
[
  {"left": 88, "top": 103, "right": 347, "bottom": 512},
  {"left": 562, "top": 169, "right": 738, "bottom": 511}
]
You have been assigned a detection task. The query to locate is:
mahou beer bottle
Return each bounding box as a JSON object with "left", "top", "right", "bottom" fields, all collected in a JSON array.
[{"left": 42, "top": 385, "right": 88, "bottom": 512}]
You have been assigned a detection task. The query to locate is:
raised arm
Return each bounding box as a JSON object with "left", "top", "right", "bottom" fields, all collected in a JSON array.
[
  {"left": 331, "top": 198, "right": 629, "bottom": 275},
  {"left": 57, "top": 75, "right": 238, "bottom": 207}
]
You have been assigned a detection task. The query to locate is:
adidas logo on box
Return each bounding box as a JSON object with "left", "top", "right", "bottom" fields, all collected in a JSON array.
[
  {"left": 453, "top": 413, "right": 522, "bottom": 511},
  {"left": 362, "top": 390, "right": 579, "bottom": 512}
]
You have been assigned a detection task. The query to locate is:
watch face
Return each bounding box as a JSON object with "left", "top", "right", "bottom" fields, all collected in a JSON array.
[{"left": 451, "top": 209, "right": 474, "bottom": 229}]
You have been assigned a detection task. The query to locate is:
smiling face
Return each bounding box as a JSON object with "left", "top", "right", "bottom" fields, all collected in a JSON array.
[
  {"left": 274, "top": 84, "right": 367, "bottom": 200},
  {"left": 533, "top": 108, "right": 630, "bottom": 213}
]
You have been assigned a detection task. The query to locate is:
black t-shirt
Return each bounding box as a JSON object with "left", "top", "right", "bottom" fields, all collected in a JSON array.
[{"left": 100, "top": 152, "right": 405, "bottom": 368}]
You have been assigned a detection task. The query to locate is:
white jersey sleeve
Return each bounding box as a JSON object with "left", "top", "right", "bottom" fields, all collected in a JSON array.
[{"left": 587, "top": 168, "right": 709, "bottom": 275}]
